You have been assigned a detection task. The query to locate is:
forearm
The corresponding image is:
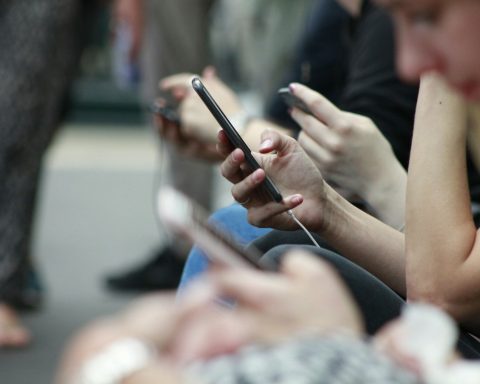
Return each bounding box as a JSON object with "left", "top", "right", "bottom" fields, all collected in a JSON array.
[
  {"left": 319, "top": 183, "right": 406, "bottom": 295},
  {"left": 406, "top": 74, "right": 480, "bottom": 326},
  {"left": 362, "top": 158, "right": 407, "bottom": 230}
]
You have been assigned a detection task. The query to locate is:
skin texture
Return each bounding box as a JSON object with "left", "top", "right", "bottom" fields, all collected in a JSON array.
[
  {"left": 374, "top": 0, "right": 480, "bottom": 99},
  {"left": 217, "top": 124, "right": 406, "bottom": 295},
  {"left": 405, "top": 73, "right": 480, "bottom": 334},
  {"left": 56, "top": 251, "right": 364, "bottom": 384},
  {"left": 292, "top": 84, "right": 407, "bottom": 229}
]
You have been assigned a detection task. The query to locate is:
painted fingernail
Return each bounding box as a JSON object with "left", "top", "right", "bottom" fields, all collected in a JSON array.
[
  {"left": 253, "top": 169, "right": 263, "bottom": 182},
  {"left": 291, "top": 195, "right": 303, "bottom": 204},
  {"left": 233, "top": 150, "right": 242, "bottom": 162},
  {"left": 260, "top": 139, "right": 273, "bottom": 151}
]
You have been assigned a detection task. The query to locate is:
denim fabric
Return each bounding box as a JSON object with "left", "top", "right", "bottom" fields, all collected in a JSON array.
[{"left": 178, "top": 203, "right": 271, "bottom": 291}]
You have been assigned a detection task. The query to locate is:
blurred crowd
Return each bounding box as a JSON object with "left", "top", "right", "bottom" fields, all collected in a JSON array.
[{"left": 3, "top": 0, "right": 480, "bottom": 384}]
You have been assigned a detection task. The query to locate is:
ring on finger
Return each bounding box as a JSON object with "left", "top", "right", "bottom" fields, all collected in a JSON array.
[{"left": 238, "top": 197, "right": 251, "bottom": 206}]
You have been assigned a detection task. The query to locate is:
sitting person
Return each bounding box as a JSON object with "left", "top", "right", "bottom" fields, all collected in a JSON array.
[
  {"left": 56, "top": 250, "right": 479, "bottom": 384},
  {"left": 56, "top": 252, "right": 480, "bottom": 384},
  {"left": 56, "top": 0, "right": 480, "bottom": 382}
]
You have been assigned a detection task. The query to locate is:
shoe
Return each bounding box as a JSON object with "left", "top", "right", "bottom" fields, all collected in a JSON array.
[
  {"left": 104, "top": 246, "right": 185, "bottom": 292},
  {"left": 4, "top": 261, "right": 44, "bottom": 312}
]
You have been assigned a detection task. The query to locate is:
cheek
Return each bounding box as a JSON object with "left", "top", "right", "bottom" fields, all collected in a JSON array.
[{"left": 434, "top": 6, "right": 480, "bottom": 82}]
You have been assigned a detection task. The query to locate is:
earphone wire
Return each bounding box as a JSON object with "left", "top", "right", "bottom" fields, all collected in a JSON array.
[{"left": 287, "top": 209, "right": 321, "bottom": 248}]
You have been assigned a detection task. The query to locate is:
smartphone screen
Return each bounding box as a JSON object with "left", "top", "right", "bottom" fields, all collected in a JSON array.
[
  {"left": 277, "top": 87, "right": 313, "bottom": 116},
  {"left": 157, "top": 187, "right": 274, "bottom": 271},
  {"left": 191, "top": 77, "right": 283, "bottom": 203},
  {"left": 150, "top": 102, "right": 181, "bottom": 125}
]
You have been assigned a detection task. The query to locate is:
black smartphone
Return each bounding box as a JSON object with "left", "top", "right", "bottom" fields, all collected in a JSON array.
[
  {"left": 191, "top": 77, "right": 283, "bottom": 203},
  {"left": 157, "top": 187, "right": 275, "bottom": 271},
  {"left": 150, "top": 102, "right": 181, "bottom": 125},
  {"left": 278, "top": 87, "right": 313, "bottom": 116}
]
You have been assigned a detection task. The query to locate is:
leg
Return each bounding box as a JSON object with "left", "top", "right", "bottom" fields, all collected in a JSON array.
[
  {"left": 106, "top": 0, "right": 216, "bottom": 292},
  {"left": 261, "top": 243, "right": 480, "bottom": 359},
  {"left": 178, "top": 204, "right": 271, "bottom": 290},
  {"left": 0, "top": 0, "right": 81, "bottom": 346}
]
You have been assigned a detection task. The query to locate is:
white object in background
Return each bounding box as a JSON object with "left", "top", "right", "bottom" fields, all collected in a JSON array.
[{"left": 399, "top": 303, "right": 480, "bottom": 384}]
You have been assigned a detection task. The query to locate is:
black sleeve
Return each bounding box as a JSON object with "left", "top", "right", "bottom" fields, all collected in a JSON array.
[
  {"left": 338, "top": 6, "right": 418, "bottom": 169},
  {"left": 264, "top": 0, "right": 350, "bottom": 131},
  {"left": 340, "top": 5, "right": 480, "bottom": 199}
]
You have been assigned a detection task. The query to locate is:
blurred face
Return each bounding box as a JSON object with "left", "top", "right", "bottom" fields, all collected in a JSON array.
[{"left": 375, "top": 0, "right": 480, "bottom": 100}]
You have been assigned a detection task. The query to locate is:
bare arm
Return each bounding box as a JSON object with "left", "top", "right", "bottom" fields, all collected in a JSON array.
[
  {"left": 218, "top": 129, "right": 406, "bottom": 294},
  {"left": 406, "top": 73, "right": 480, "bottom": 333}
]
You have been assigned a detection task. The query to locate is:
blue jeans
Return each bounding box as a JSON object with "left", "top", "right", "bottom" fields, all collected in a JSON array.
[{"left": 178, "top": 203, "right": 272, "bottom": 290}]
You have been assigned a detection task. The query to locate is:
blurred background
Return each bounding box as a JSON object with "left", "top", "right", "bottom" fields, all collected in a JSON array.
[{"left": 0, "top": 0, "right": 312, "bottom": 382}]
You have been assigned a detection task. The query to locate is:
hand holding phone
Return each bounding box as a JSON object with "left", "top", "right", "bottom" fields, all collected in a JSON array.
[
  {"left": 278, "top": 87, "right": 313, "bottom": 116},
  {"left": 191, "top": 77, "right": 283, "bottom": 203},
  {"left": 157, "top": 187, "right": 273, "bottom": 271},
  {"left": 150, "top": 101, "right": 180, "bottom": 125}
]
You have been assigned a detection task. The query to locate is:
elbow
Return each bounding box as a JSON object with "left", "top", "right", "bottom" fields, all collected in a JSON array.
[
  {"left": 407, "top": 279, "right": 474, "bottom": 326},
  {"left": 406, "top": 279, "right": 452, "bottom": 314}
]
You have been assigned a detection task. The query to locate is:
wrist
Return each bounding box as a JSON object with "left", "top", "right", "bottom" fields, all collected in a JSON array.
[{"left": 361, "top": 161, "right": 407, "bottom": 229}]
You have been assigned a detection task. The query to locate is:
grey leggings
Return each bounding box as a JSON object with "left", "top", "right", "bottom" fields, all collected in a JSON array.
[{"left": 251, "top": 230, "right": 480, "bottom": 359}]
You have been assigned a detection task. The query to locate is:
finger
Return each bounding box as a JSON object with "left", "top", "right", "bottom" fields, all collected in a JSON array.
[
  {"left": 216, "top": 130, "right": 234, "bottom": 156},
  {"left": 159, "top": 73, "right": 196, "bottom": 90},
  {"left": 289, "top": 83, "right": 344, "bottom": 129},
  {"left": 230, "top": 168, "right": 266, "bottom": 204},
  {"left": 207, "top": 268, "right": 288, "bottom": 309},
  {"left": 202, "top": 66, "right": 216, "bottom": 79},
  {"left": 280, "top": 250, "right": 338, "bottom": 281},
  {"left": 220, "top": 148, "right": 248, "bottom": 184},
  {"left": 258, "top": 129, "right": 298, "bottom": 157},
  {"left": 297, "top": 132, "right": 333, "bottom": 168},
  {"left": 248, "top": 195, "right": 303, "bottom": 227},
  {"left": 291, "top": 110, "right": 342, "bottom": 152}
]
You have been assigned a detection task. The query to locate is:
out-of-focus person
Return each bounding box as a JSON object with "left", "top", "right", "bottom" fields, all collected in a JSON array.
[
  {"left": 0, "top": 0, "right": 90, "bottom": 347},
  {"left": 105, "top": 0, "right": 314, "bottom": 293},
  {"left": 104, "top": 0, "right": 217, "bottom": 292}
]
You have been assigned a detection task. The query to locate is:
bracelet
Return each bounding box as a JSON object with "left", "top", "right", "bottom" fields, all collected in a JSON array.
[{"left": 72, "top": 337, "right": 157, "bottom": 384}]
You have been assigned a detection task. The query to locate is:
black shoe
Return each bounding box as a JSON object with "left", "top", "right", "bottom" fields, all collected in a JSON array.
[
  {"left": 104, "top": 246, "right": 185, "bottom": 292},
  {"left": 4, "top": 260, "right": 45, "bottom": 312}
]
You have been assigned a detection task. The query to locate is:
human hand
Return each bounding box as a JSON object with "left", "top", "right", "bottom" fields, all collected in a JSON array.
[
  {"left": 56, "top": 294, "right": 185, "bottom": 384},
  {"left": 56, "top": 253, "right": 364, "bottom": 382},
  {"left": 160, "top": 67, "right": 243, "bottom": 144},
  {"left": 152, "top": 98, "right": 221, "bottom": 161},
  {"left": 146, "top": 251, "right": 365, "bottom": 364},
  {"left": 217, "top": 127, "right": 330, "bottom": 232},
  {"left": 290, "top": 83, "right": 407, "bottom": 228},
  {"left": 291, "top": 83, "right": 403, "bottom": 199},
  {"left": 203, "top": 250, "right": 364, "bottom": 345}
]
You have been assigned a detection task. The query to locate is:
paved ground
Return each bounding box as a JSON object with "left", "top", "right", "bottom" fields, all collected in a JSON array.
[{"left": 0, "top": 124, "right": 179, "bottom": 383}]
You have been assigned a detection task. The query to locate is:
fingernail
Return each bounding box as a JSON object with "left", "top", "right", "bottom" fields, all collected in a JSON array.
[
  {"left": 233, "top": 150, "right": 242, "bottom": 162},
  {"left": 291, "top": 195, "right": 303, "bottom": 204},
  {"left": 260, "top": 139, "right": 273, "bottom": 151},
  {"left": 289, "top": 83, "right": 297, "bottom": 93},
  {"left": 253, "top": 169, "right": 263, "bottom": 182}
]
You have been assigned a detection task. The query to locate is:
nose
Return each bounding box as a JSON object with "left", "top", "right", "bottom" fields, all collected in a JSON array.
[{"left": 395, "top": 28, "right": 445, "bottom": 83}]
